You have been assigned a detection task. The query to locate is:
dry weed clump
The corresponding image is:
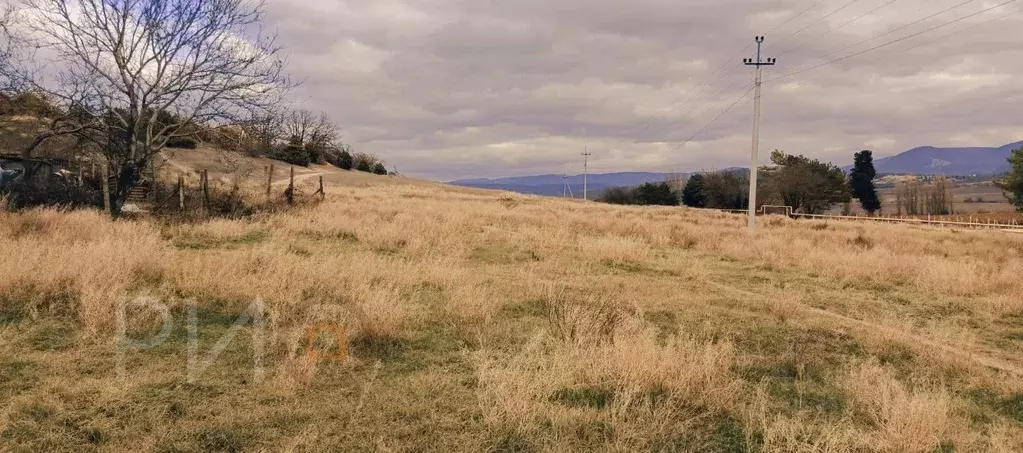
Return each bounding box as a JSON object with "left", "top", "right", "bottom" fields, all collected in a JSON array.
[
  {"left": 475, "top": 290, "right": 743, "bottom": 450},
  {"left": 843, "top": 360, "right": 963, "bottom": 452}
]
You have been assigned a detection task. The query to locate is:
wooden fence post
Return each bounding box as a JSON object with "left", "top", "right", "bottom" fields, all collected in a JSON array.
[
  {"left": 266, "top": 164, "right": 273, "bottom": 198},
  {"left": 178, "top": 176, "right": 185, "bottom": 210},
  {"left": 201, "top": 170, "right": 210, "bottom": 214},
  {"left": 318, "top": 175, "right": 325, "bottom": 201},
  {"left": 286, "top": 166, "right": 295, "bottom": 205}
]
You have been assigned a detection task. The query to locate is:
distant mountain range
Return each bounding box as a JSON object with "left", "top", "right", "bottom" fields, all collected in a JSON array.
[
  {"left": 449, "top": 172, "right": 683, "bottom": 197},
  {"left": 867, "top": 141, "right": 1022, "bottom": 175},
  {"left": 450, "top": 141, "right": 1022, "bottom": 196}
]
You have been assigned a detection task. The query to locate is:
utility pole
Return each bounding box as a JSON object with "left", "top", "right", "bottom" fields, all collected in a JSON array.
[
  {"left": 581, "top": 147, "right": 592, "bottom": 201},
  {"left": 563, "top": 174, "right": 568, "bottom": 198},
  {"left": 743, "top": 36, "right": 776, "bottom": 233}
]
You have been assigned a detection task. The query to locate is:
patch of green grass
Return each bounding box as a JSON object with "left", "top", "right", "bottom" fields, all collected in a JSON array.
[
  {"left": 599, "top": 258, "right": 678, "bottom": 276},
  {"left": 173, "top": 231, "right": 269, "bottom": 250},
  {"left": 26, "top": 320, "right": 79, "bottom": 351},
  {"left": 501, "top": 299, "right": 548, "bottom": 318},
  {"left": 0, "top": 403, "right": 104, "bottom": 452},
  {"left": 550, "top": 386, "right": 614, "bottom": 409},
  {"left": 487, "top": 429, "right": 538, "bottom": 453},
  {"left": 0, "top": 360, "right": 38, "bottom": 403},
  {"left": 0, "top": 281, "right": 79, "bottom": 325},
  {"left": 297, "top": 229, "right": 359, "bottom": 243},
  {"left": 644, "top": 310, "right": 679, "bottom": 338},
  {"left": 197, "top": 428, "right": 249, "bottom": 453}
]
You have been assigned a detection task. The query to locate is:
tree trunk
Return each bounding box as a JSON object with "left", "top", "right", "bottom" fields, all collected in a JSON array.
[
  {"left": 108, "top": 162, "right": 142, "bottom": 218},
  {"left": 101, "top": 161, "right": 111, "bottom": 213}
]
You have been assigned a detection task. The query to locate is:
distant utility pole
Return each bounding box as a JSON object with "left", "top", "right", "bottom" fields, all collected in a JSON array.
[
  {"left": 563, "top": 174, "right": 574, "bottom": 198},
  {"left": 582, "top": 147, "right": 592, "bottom": 201},
  {"left": 744, "top": 36, "right": 776, "bottom": 233}
]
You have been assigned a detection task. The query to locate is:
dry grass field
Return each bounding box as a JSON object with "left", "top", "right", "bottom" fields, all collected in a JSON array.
[{"left": 3, "top": 173, "right": 1023, "bottom": 452}]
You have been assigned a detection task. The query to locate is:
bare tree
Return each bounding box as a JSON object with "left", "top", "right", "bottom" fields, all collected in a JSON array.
[
  {"left": 282, "top": 109, "right": 339, "bottom": 163},
  {"left": 3, "top": 0, "right": 291, "bottom": 216}
]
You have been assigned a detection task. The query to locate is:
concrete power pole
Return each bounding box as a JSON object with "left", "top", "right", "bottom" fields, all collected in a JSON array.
[
  {"left": 743, "top": 36, "right": 775, "bottom": 233},
  {"left": 581, "top": 147, "right": 592, "bottom": 201}
]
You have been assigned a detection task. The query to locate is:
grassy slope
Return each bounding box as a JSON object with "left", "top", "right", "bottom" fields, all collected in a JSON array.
[{"left": 2, "top": 178, "right": 1023, "bottom": 452}]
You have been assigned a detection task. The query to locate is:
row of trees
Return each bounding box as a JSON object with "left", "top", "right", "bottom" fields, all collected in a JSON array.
[{"left": 599, "top": 149, "right": 887, "bottom": 215}]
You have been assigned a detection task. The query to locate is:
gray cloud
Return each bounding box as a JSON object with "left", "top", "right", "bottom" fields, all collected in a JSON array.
[{"left": 264, "top": 0, "right": 1023, "bottom": 180}]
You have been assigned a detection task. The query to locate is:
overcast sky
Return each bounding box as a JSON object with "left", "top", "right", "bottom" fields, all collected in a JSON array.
[{"left": 263, "top": 0, "right": 1023, "bottom": 181}]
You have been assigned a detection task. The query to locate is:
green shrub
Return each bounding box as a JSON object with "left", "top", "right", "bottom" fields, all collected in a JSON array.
[
  {"left": 165, "top": 137, "right": 198, "bottom": 149},
  {"left": 598, "top": 186, "right": 634, "bottom": 204},
  {"left": 335, "top": 150, "right": 353, "bottom": 170},
  {"left": 267, "top": 146, "right": 311, "bottom": 167},
  {"left": 372, "top": 162, "right": 387, "bottom": 175},
  {"left": 356, "top": 160, "right": 371, "bottom": 172}
]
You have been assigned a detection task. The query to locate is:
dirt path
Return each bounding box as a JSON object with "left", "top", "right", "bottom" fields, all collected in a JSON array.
[{"left": 706, "top": 280, "right": 1023, "bottom": 377}]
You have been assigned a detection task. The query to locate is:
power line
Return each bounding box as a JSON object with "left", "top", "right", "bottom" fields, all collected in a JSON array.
[
  {"left": 886, "top": 4, "right": 1019, "bottom": 55},
  {"left": 776, "top": 0, "right": 982, "bottom": 78},
  {"left": 768, "top": 0, "right": 1018, "bottom": 83},
  {"left": 629, "top": 0, "right": 836, "bottom": 139},
  {"left": 774, "top": 0, "right": 867, "bottom": 49},
  {"left": 656, "top": 85, "right": 755, "bottom": 162},
  {"left": 777, "top": 0, "right": 900, "bottom": 57},
  {"left": 769, "top": 0, "right": 833, "bottom": 36}
]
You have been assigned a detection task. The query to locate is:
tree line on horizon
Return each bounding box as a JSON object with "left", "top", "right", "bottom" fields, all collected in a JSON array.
[
  {"left": 600, "top": 144, "right": 1023, "bottom": 216},
  {"left": 598, "top": 150, "right": 884, "bottom": 215}
]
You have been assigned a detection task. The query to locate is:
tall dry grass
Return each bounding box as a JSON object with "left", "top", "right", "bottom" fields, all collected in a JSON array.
[{"left": 2, "top": 179, "right": 1023, "bottom": 451}]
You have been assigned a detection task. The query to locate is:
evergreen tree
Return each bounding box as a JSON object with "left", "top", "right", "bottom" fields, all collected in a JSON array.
[
  {"left": 849, "top": 150, "right": 882, "bottom": 214},
  {"left": 996, "top": 147, "right": 1023, "bottom": 211},
  {"left": 336, "top": 149, "right": 354, "bottom": 170},
  {"left": 681, "top": 174, "right": 708, "bottom": 208},
  {"left": 372, "top": 162, "right": 388, "bottom": 175}
]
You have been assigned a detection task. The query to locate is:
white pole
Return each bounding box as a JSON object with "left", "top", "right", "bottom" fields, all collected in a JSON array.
[{"left": 744, "top": 36, "right": 774, "bottom": 233}]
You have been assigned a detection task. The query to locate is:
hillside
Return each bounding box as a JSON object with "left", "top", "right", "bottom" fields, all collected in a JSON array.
[
  {"left": 2, "top": 174, "right": 1023, "bottom": 451},
  {"left": 871, "top": 141, "right": 1023, "bottom": 176}
]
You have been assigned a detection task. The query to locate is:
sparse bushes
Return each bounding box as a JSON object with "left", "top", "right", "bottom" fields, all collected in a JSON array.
[
  {"left": 372, "top": 162, "right": 387, "bottom": 175},
  {"left": 356, "top": 160, "right": 371, "bottom": 172}
]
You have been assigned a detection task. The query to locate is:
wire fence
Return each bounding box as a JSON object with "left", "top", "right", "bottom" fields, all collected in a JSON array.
[{"left": 704, "top": 207, "right": 1023, "bottom": 232}]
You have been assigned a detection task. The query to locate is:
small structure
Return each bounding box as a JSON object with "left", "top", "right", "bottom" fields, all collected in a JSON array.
[{"left": 0, "top": 154, "right": 72, "bottom": 186}]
